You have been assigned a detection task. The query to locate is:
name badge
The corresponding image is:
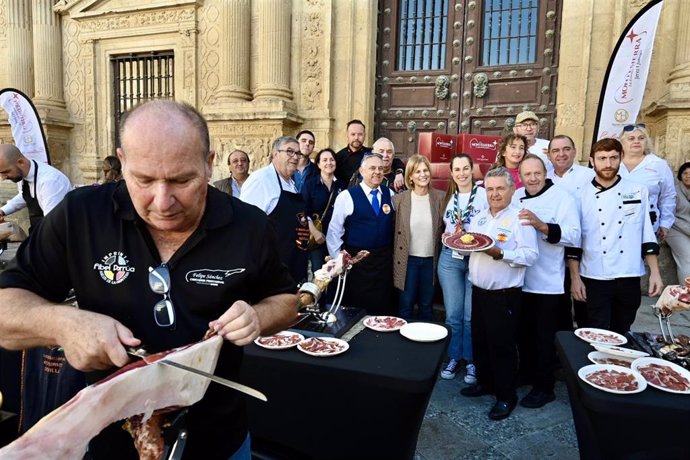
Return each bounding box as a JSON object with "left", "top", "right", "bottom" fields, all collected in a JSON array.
[{"left": 382, "top": 204, "right": 391, "bottom": 214}]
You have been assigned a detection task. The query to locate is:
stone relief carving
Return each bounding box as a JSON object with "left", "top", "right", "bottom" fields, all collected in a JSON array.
[
  {"left": 198, "top": 3, "right": 220, "bottom": 105},
  {"left": 302, "top": 44, "right": 323, "bottom": 110},
  {"left": 0, "top": 3, "right": 6, "bottom": 40},
  {"left": 435, "top": 75, "right": 450, "bottom": 100},
  {"left": 80, "top": 9, "right": 195, "bottom": 32},
  {"left": 472, "top": 72, "right": 488, "bottom": 98}
]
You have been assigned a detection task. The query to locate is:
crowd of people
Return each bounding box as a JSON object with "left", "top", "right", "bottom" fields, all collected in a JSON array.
[{"left": 0, "top": 102, "right": 688, "bottom": 457}]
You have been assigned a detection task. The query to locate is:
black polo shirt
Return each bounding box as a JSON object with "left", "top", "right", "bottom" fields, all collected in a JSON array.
[{"left": 0, "top": 182, "right": 295, "bottom": 459}]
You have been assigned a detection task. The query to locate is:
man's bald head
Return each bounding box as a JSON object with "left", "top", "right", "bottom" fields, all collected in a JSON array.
[
  {"left": 0, "top": 144, "right": 24, "bottom": 163},
  {"left": 119, "top": 100, "right": 211, "bottom": 162},
  {"left": 0, "top": 144, "right": 29, "bottom": 183}
]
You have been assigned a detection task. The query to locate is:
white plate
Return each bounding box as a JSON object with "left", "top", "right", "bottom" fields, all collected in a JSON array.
[
  {"left": 364, "top": 316, "right": 407, "bottom": 332},
  {"left": 399, "top": 322, "right": 448, "bottom": 342},
  {"left": 254, "top": 331, "right": 305, "bottom": 350},
  {"left": 587, "top": 351, "right": 634, "bottom": 368},
  {"left": 592, "top": 344, "right": 649, "bottom": 359},
  {"left": 631, "top": 357, "right": 690, "bottom": 394},
  {"left": 577, "top": 364, "right": 647, "bottom": 394},
  {"left": 574, "top": 327, "right": 627, "bottom": 345},
  {"left": 297, "top": 337, "right": 349, "bottom": 357}
]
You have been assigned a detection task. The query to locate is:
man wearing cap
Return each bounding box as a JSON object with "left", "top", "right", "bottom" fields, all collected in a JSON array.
[
  {"left": 241, "top": 136, "right": 311, "bottom": 284},
  {"left": 568, "top": 138, "right": 663, "bottom": 335},
  {"left": 513, "top": 111, "right": 552, "bottom": 175},
  {"left": 327, "top": 153, "right": 395, "bottom": 315}
]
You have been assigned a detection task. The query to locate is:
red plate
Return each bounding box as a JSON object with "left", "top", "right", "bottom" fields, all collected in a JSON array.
[{"left": 442, "top": 232, "right": 494, "bottom": 252}]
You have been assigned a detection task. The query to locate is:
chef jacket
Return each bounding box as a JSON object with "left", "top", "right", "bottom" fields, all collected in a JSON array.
[
  {"left": 466, "top": 205, "right": 539, "bottom": 290},
  {"left": 512, "top": 181, "right": 580, "bottom": 294},
  {"left": 529, "top": 138, "right": 554, "bottom": 177},
  {"left": 574, "top": 176, "right": 659, "bottom": 280},
  {"left": 0, "top": 182, "right": 296, "bottom": 459},
  {"left": 240, "top": 163, "right": 298, "bottom": 214},
  {"left": 1, "top": 159, "right": 72, "bottom": 216},
  {"left": 618, "top": 153, "right": 676, "bottom": 231},
  {"left": 548, "top": 163, "right": 595, "bottom": 197}
]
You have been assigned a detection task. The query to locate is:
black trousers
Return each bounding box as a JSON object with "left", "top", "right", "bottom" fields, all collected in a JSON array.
[
  {"left": 519, "top": 292, "right": 560, "bottom": 392},
  {"left": 471, "top": 286, "right": 521, "bottom": 404},
  {"left": 342, "top": 245, "right": 394, "bottom": 316},
  {"left": 582, "top": 277, "right": 641, "bottom": 335}
]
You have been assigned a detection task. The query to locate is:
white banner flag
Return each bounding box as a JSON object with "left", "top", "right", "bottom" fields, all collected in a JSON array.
[
  {"left": 0, "top": 88, "right": 50, "bottom": 164},
  {"left": 595, "top": 0, "right": 663, "bottom": 140}
]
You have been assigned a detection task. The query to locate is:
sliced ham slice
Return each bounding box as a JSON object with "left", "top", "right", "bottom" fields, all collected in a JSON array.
[
  {"left": 0, "top": 335, "right": 223, "bottom": 460},
  {"left": 655, "top": 276, "right": 690, "bottom": 315}
]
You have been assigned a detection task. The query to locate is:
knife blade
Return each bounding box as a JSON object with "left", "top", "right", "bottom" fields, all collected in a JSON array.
[{"left": 127, "top": 348, "right": 267, "bottom": 402}]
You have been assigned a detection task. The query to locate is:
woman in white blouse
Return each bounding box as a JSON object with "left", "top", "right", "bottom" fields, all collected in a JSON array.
[
  {"left": 392, "top": 155, "right": 445, "bottom": 322},
  {"left": 618, "top": 123, "right": 676, "bottom": 239}
]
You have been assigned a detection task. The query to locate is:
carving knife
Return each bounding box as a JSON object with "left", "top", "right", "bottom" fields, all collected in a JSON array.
[{"left": 127, "top": 347, "right": 267, "bottom": 402}]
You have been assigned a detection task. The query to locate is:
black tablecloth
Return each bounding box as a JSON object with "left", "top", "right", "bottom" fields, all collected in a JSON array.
[
  {"left": 556, "top": 331, "right": 690, "bottom": 460},
  {"left": 241, "top": 325, "right": 449, "bottom": 460}
]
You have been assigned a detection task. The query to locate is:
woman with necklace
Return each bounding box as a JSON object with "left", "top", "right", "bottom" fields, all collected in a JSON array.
[
  {"left": 392, "top": 155, "right": 445, "bottom": 322},
  {"left": 438, "top": 154, "right": 488, "bottom": 384},
  {"left": 618, "top": 123, "right": 676, "bottom": 239}
]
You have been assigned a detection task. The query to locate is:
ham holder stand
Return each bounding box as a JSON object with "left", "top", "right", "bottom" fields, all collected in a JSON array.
[{"left": 290, "top": 250, "right": 369, "bottom": 338}]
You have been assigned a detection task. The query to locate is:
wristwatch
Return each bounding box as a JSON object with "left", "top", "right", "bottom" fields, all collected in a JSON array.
[{"left": 492, "top": 248, "right": 504, "bottom": 260}]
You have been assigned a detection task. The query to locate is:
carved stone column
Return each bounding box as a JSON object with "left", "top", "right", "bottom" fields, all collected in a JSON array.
[
  {"left": 252, "top": 0, "right": 293, "bottom": 100},
  {"left": 5, "top": 0, "right": 34, "bottom": 94},
  {"left": 215, "top": 0, "right": 252, "bottom": 102},
  {"left": 667, "top": 0, "right": 690, "bottom": 93},
  {"left": 31, "top": 0, "right": 66, "bottom": 110}
]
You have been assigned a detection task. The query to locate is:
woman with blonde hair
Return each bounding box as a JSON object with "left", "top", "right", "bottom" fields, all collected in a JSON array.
[
  {"left": 618, "top": 123, "right": 676, "bottom": 239},
  {"left": 492, "top": 133, "right": 527, "bottom": 189},
  {"left": 437, "top": 153, "right": 488, "bottom": 383},
  {"left": 392, "top": 154, "right": 445, "bottom": 321}
]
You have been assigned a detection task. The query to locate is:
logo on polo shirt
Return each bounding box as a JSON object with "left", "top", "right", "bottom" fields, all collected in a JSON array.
[
  {"left": 185, "top": 268, "right": 246, "bottom": 287},
  {"left": 93, "top": 251, "right": 135, "bottom": 284}
]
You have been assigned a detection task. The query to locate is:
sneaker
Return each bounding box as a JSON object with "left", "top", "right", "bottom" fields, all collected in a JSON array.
[
  {"left": 464, "top": 363, "right": 477, "bottom": 384},
  {"left": 441, "top": 359, "right": 459, "bottom": 379}
]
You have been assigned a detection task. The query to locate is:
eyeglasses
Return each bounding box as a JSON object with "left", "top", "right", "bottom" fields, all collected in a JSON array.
[
  {"left": 277, "top": 149, "right": 304, "bottom": 157},
  {"left": 149, "top": 265, "right": 175, "bottom": 328},
  {"left": 518, "top": 122, "right": 538, "bottom": 129},
  {"left": 623, "top": 123, "right": 646, "bottom": 132}
]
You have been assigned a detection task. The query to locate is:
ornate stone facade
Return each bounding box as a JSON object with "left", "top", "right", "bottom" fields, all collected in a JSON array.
[{"left": 0, "top": 0, "right": 686, "bottom": 192}]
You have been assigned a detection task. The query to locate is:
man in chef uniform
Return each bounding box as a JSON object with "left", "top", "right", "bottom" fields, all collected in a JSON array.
[
  {"left": 459, "top": 167, "right": 538, "bottom": 421},
  {"left": 512, "top": 154, "right": 580, "bottom": 409},
  {"left": 568, "top": 138, "right": 663, "bottom": 335}
]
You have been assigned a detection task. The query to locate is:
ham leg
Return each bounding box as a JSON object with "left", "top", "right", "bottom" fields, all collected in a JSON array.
[{"left": 0, "top": 335, "right": 223, "bottom": 460}]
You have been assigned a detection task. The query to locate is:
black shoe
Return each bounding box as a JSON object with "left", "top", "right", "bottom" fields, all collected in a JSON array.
[
  {"left": 460, "top": 384, "right": 489, "bottom": 397},
  {"left": 520, "top": 389, "right": 556, "bottom": 409},
  {"left": 488, "top": 400, "right": 515, "bottom": 421}
]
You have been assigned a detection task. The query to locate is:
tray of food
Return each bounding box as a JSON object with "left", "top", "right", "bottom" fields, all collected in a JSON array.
[
  {"left": 363, "top": 316, "right": 407, "bottom": 332},
  {"left": 254, "top": 331, "right": 305, "bottom": 350},
  {"left": 297, "top": 337, "right": 349, "bottom": 357},
  {"left": 575, "top": 328, "right": 627, "bottom": 345},
  {"left": 631, "top": 357, "right": 690, "bottom": 394}
]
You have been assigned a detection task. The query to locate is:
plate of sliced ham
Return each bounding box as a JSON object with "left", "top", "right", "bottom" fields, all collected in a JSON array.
[
  {"left": 364, "top": 316, "right": 407, "bottom": 332},
  {"left": 578, "top": 364, "right": 647, "bottom": 394},
  {"left": 631, "top": 357, "right": 690, "bottom": 394},
  {"left": 587, "top": 351, "right": 634, "bottom": 368},
  {"left": 254, "top": 331, "right": 305, "bottom": 350},
  {"left": 297, "top": 337, "right": 349, "bottom": 357},
  {"left": 575, "top": 327, "right": 627, "bottom": 345},
  {"left": 592, "top": 344, "right": 649, "bottom": 359}
]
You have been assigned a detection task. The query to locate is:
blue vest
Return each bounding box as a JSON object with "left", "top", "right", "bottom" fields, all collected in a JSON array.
[{"left": 344, "top": 185, "right": 394, "bottom": 249}]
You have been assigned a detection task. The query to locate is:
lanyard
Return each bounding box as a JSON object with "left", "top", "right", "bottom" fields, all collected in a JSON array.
[{"left": 452, "top": 185, "right": 477, "bottom": 225}]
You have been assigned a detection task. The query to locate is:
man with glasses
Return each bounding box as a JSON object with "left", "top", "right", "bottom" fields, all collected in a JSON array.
[
  {"left": 241, "top": 136, "right": 311, "bottom": 283},
  {"left": 213, "top": 149, "right": 250, "bottom": 196},
  {"left": 327, "top": 153, "right": 396, "bottom": 315},
  {"left": 347, "top": 137, "right": 406, "bottom": 193},
  {"left": 513, "top": 111, "right": 553, "bottom": 176},
  {"left": 0, "top": 100, "right": 298, "bottom": 459}
]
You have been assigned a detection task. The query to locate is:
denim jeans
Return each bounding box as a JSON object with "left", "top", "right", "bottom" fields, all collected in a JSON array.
[
  {"left": 437, "top": 246, "right": 473, "bottom": 361},
  {"left": 399, "top": 256, "right": 435, "bottom": 321}
]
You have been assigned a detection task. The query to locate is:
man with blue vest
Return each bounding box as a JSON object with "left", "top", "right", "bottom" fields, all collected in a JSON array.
[{"left": 327, "top": 153, "right": 395, "bottom": 315}]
